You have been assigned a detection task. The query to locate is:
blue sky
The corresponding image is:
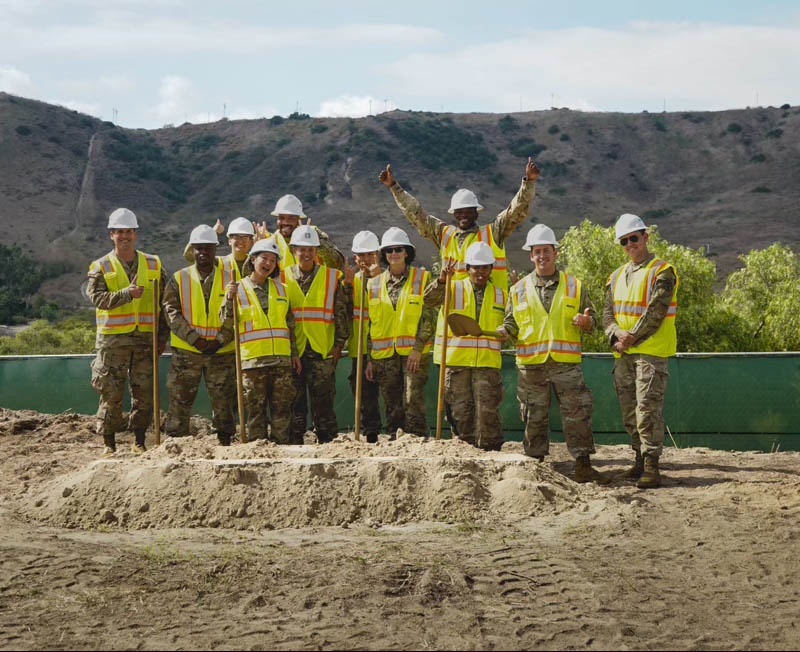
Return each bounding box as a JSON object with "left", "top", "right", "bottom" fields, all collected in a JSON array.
[{"left": 1, "top": 0, "right": 799, "bottom": 128}]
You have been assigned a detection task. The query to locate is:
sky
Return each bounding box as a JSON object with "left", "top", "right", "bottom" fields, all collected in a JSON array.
[{"left": 1, "top": 0, "right": 799, "bottom": 129}]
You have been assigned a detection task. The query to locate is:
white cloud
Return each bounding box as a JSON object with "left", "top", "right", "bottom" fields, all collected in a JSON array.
[
  {"left": 153, "top": 75, "right": 198, "bottom": 124},
  {"left": 382, "top": 23, "right": 800, "bottom": 112},
  {"left": 316, "top": 95, "right": 394, "bottom": 118},
  {"left": 0, "top": 64, "right": 35, "bottom": 96}
]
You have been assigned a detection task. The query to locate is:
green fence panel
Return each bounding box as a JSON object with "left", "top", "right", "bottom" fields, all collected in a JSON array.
[{"left": 2, "top": 353, "right": 799, "bottom": 452}]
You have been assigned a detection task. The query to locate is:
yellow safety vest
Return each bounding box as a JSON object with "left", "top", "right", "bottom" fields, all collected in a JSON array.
[
  {"left": 368, "top": 267, "right": 432, "bottom": 359},
  {"left": 284, "top": 264, "right": 341, "bottom": 358},
  {"left": 170, "top": 262, "right": 235, "bottom": 354},
  {"left": 434, "top": 280, "right": 505, "bottom": 369},
  {"left": 440, "top": 224, "right": 508, "bottom": 291},
  {"left": 609, "top": 258, "right": 678, "bottom": 358},
  {"left": 236, "top": 277, "right": 292, "bottom": 360},
  {"left": 90, "top": 251, "right": 161, "bottom": 335},
  {"left": 273, "top": 232, "right": 298, "bottom": 270},
  {"left": 347, "top": 272, "right": 370, "bottom": 358},
  {"left": 512, "top": 271, "right": 583, "bottom": 365}
]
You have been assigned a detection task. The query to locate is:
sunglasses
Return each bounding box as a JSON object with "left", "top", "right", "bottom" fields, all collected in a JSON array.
[
  {"left": 619, "top": 234, "right": 641, "bottom": 247},
  {"left": 384, "top": 246, "right": 406, "bottom": 254}
]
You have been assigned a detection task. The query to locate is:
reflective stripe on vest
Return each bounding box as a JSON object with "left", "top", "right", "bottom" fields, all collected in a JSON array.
[
  {"left": 92, "top": 251, "right": 160, "bottom": 334},
  {"left": 347, "top": 272, "right": 371, "bottom": 358},
  {"left": 513, "top": 271, "right": 583, "bottom": 365},
  {"left": 236, "top": 277, "right": 292, "bottom": 360},
  {"left": 434, "top": 280, "right": 506, "bottom": 369},
  {"left": 368, "top": 267, "right": 431, "bottom": 358},
  {"left": 610, "top": 258, "right": 678, "bottom": 358},
  {"left": 170, "top": 263, "right": 234, "bottom": 354}
]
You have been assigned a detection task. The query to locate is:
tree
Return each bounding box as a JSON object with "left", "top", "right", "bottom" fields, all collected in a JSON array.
[{"left": 720, "top": 244, "right": 800, "bottom": 351}]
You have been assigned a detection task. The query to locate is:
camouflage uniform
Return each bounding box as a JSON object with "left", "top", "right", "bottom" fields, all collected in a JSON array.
[
  {"left": 220, "top": 278, "right": 299, "bottom": 443},
  {"left": 369, "top": 270, "right": 437, "bottom": 437},
  {"left": 87, "top": 252, "right": 168, "bottom": 448},
  {"left": 286, "top": 263, "right": 349, "bottom": 443},
  {"left": 504, "top": 272, "right": 597, "bottom": 459},
  {"left": 389, "top": 178, "right": 536, "bottom": 286},
  {"left": 162, "top": 263, "right": 236, "bottom": 444},
  {"left": 425, "top": 280, "right": 504, "bottom": 449},
  {"left": 603, "top": 254, "right": 677, "bottom": 457}
]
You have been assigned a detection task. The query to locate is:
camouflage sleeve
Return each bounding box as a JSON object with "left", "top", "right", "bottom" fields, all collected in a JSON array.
[
  {"left": 390, "top": 183, "right": 446, "bottom": 248},
  {"left": 161, "top": 276, "right": 202, "bottom": 347},
  {"left": 502, "top": 293, "right": 520, "bottom": 339},
  {"left": 414, "top": 278, "right": 439, "bottom": 352},
  {"left": 286, "top": 309, "right": 299, "bottom": 358},
  {"left": 316, "top": 228, "right": 345, "bottom": 271},
  {"left": 579, "top": 284, "right": 597, "bottom": 333},
  {"left": 333, "top": 281, "right": 351, "bottom": 349},
  {"left": 602, "top": 283, "right": 621, "bottom": 345},
  {"left": 86, "top": 267, "right": 133, "bottom": 310},
  {"left": 156, "top": 268, "right": 170, "bottom": 346},
  {"left": 629, "top": 269, "right": 677, "bottom": 343},
  {"left": 492, "top": 178, "right": 537, "bottom": 243},
  {"left": 423, "top": 277, "right": 446, "bottom": 308}
]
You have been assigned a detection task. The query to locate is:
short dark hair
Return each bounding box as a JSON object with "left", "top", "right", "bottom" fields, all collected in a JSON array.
[{"left": 379, "top": 245, "right": 416, "bottom": 266}]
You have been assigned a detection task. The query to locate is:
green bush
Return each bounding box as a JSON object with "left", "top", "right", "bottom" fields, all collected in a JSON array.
[
  {"left": 726, "top": 122, "right": 742, "bottom": 133},
  {"left": 509, "top": 137, "right": 547, "bottom": 159},
  {"left": 498, "top": 115, "right": 519, "bottom": 133},
  {"left": 547, "top": 125, "right": 560, "bottom": 135},
  {"left": 766, "top": 128, "right": 783, "bottom": 139},
  {"left": 15, "top": 125, "right": 32, "bottom": 136},
  {"left": 0, "top": 319, "right": 96, "bottom": 355}
]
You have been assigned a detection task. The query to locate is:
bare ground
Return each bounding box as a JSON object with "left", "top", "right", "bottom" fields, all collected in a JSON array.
[{"left": 0, "top": 408, "right": 798, "bottom": 651}]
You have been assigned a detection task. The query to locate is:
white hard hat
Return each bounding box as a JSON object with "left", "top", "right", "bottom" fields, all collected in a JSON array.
[
  {"left": 380, "top": 227, "right": 414, "bottom": 250},
  {"left": 249, "top": 236, "right": 281, "bottom": 260},
  {"left": 465, "top": 242, "right": 496, "bottom": 266},
  {"left": 107, "top": 208, "right": 138, "bottom": 229},
  {"left": 352, "top": 230, "right": 380, "bottom": 254},
  {"left": 289, "top": 224, "right": 320, "bottom": 247},
  {"left": 189, "top": 224, "right": 219, "bottom": 246},
  {"left": 523, "top": 224, "right": 559, "bottom": 249},
  {"left": 271, "top": 194, "right": 306, "bottom": 218},
  {"left": 615, "top": 213, "right": 649, "bottom": 241},
  {"left": 448, "top": 188, "right": 484, "bottom": 214},
  {"left": 227, "top": 217, "right": 255, "bottom": 237}
]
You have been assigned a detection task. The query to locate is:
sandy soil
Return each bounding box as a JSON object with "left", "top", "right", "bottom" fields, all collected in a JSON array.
[{"left": 1, "top": 407, "right": 798, "bottom": 651}]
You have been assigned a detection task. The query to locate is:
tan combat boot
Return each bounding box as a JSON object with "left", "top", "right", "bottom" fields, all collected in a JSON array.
[
  {"left": 574, "top": 455, "right": 611, "bottom": 484},
  {"left": 618, "top": 450, "right": 644, "bottom": 480},
  {"left": 636, "top": 454, "right": 662, "bottom": 489}
]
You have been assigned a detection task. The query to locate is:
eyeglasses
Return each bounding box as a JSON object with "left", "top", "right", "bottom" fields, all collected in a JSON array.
[
  {"left": 619, "top": 234, "right": 641, "bottom": 247},
  {"left": 384, "top": 247, "right": 405, "bottom": 254}
]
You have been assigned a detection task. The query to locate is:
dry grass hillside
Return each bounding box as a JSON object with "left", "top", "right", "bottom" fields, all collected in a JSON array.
[{"left": 1, "top": 92, "right": 798, "bottom": 309}]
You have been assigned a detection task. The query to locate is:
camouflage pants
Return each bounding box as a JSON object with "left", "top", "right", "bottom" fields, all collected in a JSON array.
[
  {"left": 612, "top": 353, "right": 669, "bottom": 457},
  {"left": 90, "top": 344, "right": 154, "bottom": 436},
  {"left": 165, "top": 350, "right": 236, "bottom": 439},
  {"left": 348, "top": 356, "right": 383, "bottom": 441},
  {"left": 243, "top": 364, "right": 297, "bottom": 444},
  {"left": 371, "top": 353, "right": 431, "bottom": 436},
  {"left": 445, "top": 367, "right": 504, "bottom": 450},
  {"left": 290, "top": 350, "right": 338, "bottom": 444},
  {"left": 517, "top": 360, "right": 595, "bottom": 459}
]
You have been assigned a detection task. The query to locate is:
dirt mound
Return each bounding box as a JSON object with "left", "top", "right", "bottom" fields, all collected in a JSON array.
[{"left": 21, "top": 430, "right": 610, "bottom": 530}]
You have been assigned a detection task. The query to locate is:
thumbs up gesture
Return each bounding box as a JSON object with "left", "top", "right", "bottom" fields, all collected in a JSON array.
[{"left": 572, "top": 307, "right": 593, "bottom": 332}]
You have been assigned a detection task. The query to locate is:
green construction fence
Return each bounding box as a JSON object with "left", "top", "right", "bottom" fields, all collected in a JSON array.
[{"left": 1, "top": 352, "right": 798, "bottom": 452}]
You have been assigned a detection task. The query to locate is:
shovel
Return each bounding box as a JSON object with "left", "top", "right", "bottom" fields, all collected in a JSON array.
[{"left": 447, "top": 313, "right": 499, "bottom": 338}]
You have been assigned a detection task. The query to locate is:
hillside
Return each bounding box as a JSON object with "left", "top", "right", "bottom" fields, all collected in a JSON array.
[{"left": 1, "top": 92, "right": 799, "bottom": 309}]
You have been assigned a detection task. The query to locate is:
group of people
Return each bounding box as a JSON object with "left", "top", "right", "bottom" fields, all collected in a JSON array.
[{"left": 88, "top": 158, "right": 678, "bottom": 489}]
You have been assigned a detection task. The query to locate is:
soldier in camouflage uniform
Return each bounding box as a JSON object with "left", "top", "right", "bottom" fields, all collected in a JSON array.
[
  {"left": 603, "top": 214, "right": 678, "bottom": 489},
  {"left": 222, "top": 237, "right": 300, "bottom": 443},
  {"left": 283, "top": 225, "right": 349, "bottom": 443},
  {"left": 87, "top": 208, "right": 168, "bottom": 456},
  {"left": 366, "top": 228, "right": 436, "bottom": 437},
  {"left": 424, "top": 243, "right": 506, "bottom": 450},
  {"left": 500, "top": 225, "right": 608, "bottom": 483},
  {"left": 162, "top": 225, "right": 237, "bottom": 445},
  {"left": 379, "top": 158, "right": 540, "bottom": 292}
]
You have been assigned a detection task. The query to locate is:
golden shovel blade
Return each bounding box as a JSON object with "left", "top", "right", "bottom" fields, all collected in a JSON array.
[{"left": 446, "top": 313, "right": 498, "bottom": 338}]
